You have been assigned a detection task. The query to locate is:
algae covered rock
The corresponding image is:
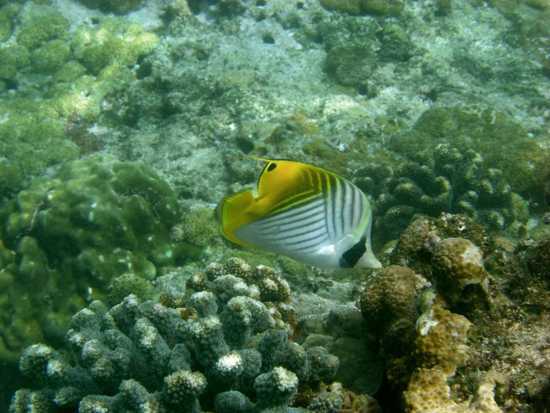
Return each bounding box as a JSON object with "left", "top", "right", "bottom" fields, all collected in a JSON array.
[
  {"left": 432, "top": 237, "right": 489, "bottom": 308},
  {"left": 0, "top": 3, "right": 20, "bottom": 42},
  {"left": 324, "top": 44, "right": 378, "bottom": 88},
  {"left": 320, "top": 0, "right": 364, "bottom": 15},
  {"left": 72, "top": 18, "right": 159, "bottom": 76},
  {"left": 415, "top": 303, "right": 472, "bottom": 374},
  {"left": 30, "top": 39, "right": 71, "bottom": 74},
  {"left": 0, "top": 157, "right": 185, "bottom": 364},
  {"left": 362, "top": 0, "right": 404, "bottom": 16},
  {"left": 359, "top": 265, "right": 430, "bottom": 392},
  {"left": 0, "top": 99, "right": 80, "bottom": 199},
  {"left": 524, "top": 236, "right": 550, "bottom": 281},
  {"left": 77, "top": 0, "right": 144, "bottom": 14},
  {"left": 405, "top": 303, "right": 503, "bottom": 413},
  {"left": 320, "top": 0, "right": 404, "bottom": 16},
  {"left": 390, "top": 214, "right": 490, "bottom": 312}
]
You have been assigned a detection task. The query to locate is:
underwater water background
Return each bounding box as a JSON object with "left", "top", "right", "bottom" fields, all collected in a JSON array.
[{"left": 1, "top": 0, "right": 550, "bottom": 412}]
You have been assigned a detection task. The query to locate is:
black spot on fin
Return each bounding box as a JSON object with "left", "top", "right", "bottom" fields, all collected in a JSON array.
[{"left": 339, "top": 236, "right": 366, "bottom": 268}]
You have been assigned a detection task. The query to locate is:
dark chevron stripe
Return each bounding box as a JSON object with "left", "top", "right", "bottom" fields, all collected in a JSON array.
[
  {"left": 330, "top": 174, "right": 338, "bottom": 239},
  {"left": 260, "top": 214, "right": 325, "bottom": 237},
  {"left": 285, "top": 232, "right": 329, "bottom": 250},
  {"left": 349, "top": 181, "right": 356, "bottom": 228},
  {"left": 340, "top": 179, "right": 346, "bottom": 235},
  {"left": 261, "top": 220, "right": 326, "bottom": 242},
  {"left": 259, "top": 197, "right": 324, "bottom": 226},
  {"left": 269, "top": 190, "right": 318, "bottom": 216}
]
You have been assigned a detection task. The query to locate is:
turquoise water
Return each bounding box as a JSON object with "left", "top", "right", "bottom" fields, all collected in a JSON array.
[{"left": 1, "top": 1, "right": 549, "bottom": 412}]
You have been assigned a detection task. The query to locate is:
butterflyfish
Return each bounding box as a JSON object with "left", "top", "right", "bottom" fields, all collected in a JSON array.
[{"left": 218, "top": 159, "right": 382, "bottom": 269}]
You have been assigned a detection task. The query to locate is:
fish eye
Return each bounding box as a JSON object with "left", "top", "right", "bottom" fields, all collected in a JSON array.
[{"left": 267, "top": 163, "right": 277, "bottom": 172}]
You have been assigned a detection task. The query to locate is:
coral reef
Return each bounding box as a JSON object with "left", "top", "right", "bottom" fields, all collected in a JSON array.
[
  {"left": 2, "top": 1, "right": 550, "bottom": 412},
  {"left": 10, "top": 258, "right": 340, "bottom": 412},
  {"left": 389, "top": 214, "right": 491, "bottom": 313},
  {"left": 0, "top": 157, "right": 185, "bottom": 364}
]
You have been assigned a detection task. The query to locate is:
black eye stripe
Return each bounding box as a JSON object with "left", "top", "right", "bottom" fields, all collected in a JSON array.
[{"left": 267, "top": 163, "right": 277, "bottom": 171}]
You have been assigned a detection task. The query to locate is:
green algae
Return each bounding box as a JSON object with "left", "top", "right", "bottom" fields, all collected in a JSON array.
[
  {"left": 0, "top": 45, "right": 29, "bottom": 80},
  {"left": 72, "top": 18, "right": 158, "bottom": 76},
  {"left": 30, "top": 39, "right": 71, "bottom": 74},
  {"left": 0, "top": 6, "right": 160, "bottom": 194},
  {"left": 320, "top": 0, "right": 404, "bottom": 16},
  {"left": 320, "top": 0, "right": 364, "bottom": 15},
  {"left": 0, "top": 100, "right": 79, "bottom": 180},
  {"left": 16, "top": 6, "right": 68, "bottom": 49}
]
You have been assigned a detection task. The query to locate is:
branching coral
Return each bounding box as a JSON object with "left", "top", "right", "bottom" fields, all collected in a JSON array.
[{"left": 10, "top": 259, "right": 339, "bottom": 413}]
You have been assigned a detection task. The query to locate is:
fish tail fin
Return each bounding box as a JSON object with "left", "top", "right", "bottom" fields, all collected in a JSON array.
[
  {"left": 356, "top": 250, "right": 382, "bottom": 269},
  {"left": 217, "top": 190, "right": 255, "bottom": 246},
  {"left": 354, "top": 206, "right": 381, "bottom": 269}
]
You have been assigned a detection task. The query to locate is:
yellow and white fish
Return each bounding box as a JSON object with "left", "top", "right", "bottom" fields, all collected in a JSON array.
[{"left": 218, "top": 159, "right": 381, "bottom": 269}]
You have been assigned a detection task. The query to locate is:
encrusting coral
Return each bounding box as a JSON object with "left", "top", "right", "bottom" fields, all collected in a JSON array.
[
  {"left": 359, "top": 265, "right": 431, "bottom": 391},
  {"left": 0, "top": 157, "right": 185, "bottom": 364},
  {"left": 359, "top": 212, "right": 550, "bottom": 412},
  {"left": 10, "top": 258, "right": 340, "bottom": 413},
  {"left": 405, "top": 302, "right": 503, "bottom": 413},
  {"left": 359, "top": 223, "right": 500, "bottom": 411}
]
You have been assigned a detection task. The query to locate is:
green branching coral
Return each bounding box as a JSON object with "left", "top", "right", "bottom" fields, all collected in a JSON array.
[
  {"left": 354, "top": 141, "right": 529, "bottom": 241},
  {"left": 393, "top": 106, "right": 549, "bottom": 198}
]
